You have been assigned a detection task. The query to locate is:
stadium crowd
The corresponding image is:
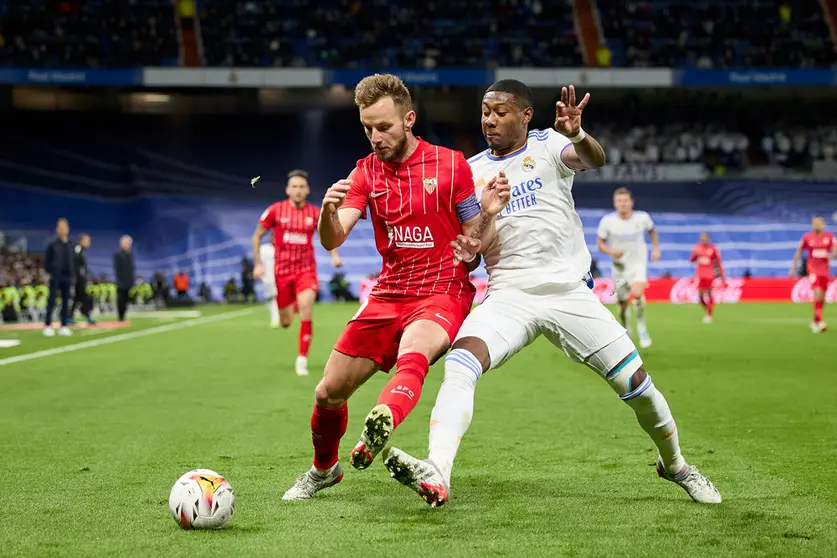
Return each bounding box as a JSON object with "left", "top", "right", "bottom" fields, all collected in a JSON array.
[
  {"left": 596, "top": 0, "right": 836, "bottom": 68},
  {"left": 0, "top": 0, "right": 833, "bottom": 68}
]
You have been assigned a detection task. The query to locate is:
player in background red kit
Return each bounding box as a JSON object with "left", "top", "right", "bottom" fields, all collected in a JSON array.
[
  {"left": 282, "top": 73, "right": 510, "bottom": 501},
  {"left": 252, "top": 169, "right": 344, "bottom": 377},
  {"left": 690, "top": 232, "right": 725, "bottom": 323},
  {"left": 790, "top": 215, "right": 836, "bottom": 333}
]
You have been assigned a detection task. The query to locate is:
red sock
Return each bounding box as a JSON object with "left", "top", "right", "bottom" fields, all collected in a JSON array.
[
  {"left": 376, "top": 353, "right": 429, "bottom": 429},
  {"left": 311, "top": 404, "right": 348, "bottom": 471},
  {"left": 299, "top": 320, "right": 312, "bottom": 357},
  {"left": 814, "top": 300, "right": 824, "bottom": 323},
  {"left": 707, "top": 298, "right": 714, "bottom": 317}
]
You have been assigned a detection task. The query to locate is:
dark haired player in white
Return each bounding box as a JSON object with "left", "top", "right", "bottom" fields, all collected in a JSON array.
[{"left": 384, "top": 80, "right": 721, "bottom": 507}]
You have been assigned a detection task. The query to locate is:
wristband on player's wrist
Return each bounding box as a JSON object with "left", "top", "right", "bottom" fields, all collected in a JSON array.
[{"left": 566, "top": 127, "right": 586, "bottom": 143}]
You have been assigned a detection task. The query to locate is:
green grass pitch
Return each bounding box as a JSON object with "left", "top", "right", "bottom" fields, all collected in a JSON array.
[{"left": 1, "top": 303, "right": 836, "bottom": 556}]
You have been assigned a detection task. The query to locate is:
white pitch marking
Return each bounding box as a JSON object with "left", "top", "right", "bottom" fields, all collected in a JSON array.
[{"left": 0, "top": 308, "right": 257, "bottom": 367}]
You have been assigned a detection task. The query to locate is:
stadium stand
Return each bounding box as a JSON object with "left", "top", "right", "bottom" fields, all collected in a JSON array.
[
  {"left": 0, "top": 0, "right": 180, "bottom": 67},
  {"left": 596, "top": 0, "right": 837, "bottom": 68},
  {"left": 198, "top": 0, "right": 583, "bottom": 68}
]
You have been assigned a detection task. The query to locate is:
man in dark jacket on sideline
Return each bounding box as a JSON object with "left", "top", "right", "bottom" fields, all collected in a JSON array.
[
  {"left": 43, "top": 218, "right": 74, "bottom": 337},
  {"left": 70, "top": 233, "right": 96, "bottom": 325},
  {"left": 113, "top": 235, "right": 136, "bottom": 322}
]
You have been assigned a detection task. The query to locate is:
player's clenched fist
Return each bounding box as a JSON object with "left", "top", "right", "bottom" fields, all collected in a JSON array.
[
  {"left": 322, "top": 179, "right": 352, "bottom": 215},
  {"left": 481, "top": 170, "right": 511, "bottom": 216}
]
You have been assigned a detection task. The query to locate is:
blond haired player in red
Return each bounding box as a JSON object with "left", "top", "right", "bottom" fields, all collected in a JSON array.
[
  {"left": 690, "top": 233, "right": 725, "bottom": 324},
  {"left": 790, "top": 215, "right": 836, "bottom": 333},
  {"left": 252, "top": 169, "right": 343, "bottom": 377},
  {"left": 282, "top": 73, "right": 510, "bottom": 501}
]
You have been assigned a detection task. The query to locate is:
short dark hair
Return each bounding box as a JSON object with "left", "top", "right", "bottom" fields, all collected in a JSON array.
[
  {"left": 486, "top": 79, "right": 534, "bottom": 109},
  {"left": 77, "top": 233, "right": 89, "bottom": 242},
  {"left": 287, "top": 169, "right": 309, "bottom": 180}
]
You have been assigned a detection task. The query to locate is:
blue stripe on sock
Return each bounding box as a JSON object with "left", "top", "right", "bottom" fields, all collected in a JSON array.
[
  {"left": 620, "top": 376, "right": 652, "bottom": 401},
  {"left": 606, "top": 350, "right": 639, "bottom": 379},
  {"left": 446, "top": 354, "right": 482, "bottom": 380},
  {"left": 446, "top": 349, "right": 483, "bottom": 380}
]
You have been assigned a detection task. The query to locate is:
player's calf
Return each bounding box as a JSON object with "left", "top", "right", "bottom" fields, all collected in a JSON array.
[{"left": 586, "top": 335, "right": 721, "bottom": 503}]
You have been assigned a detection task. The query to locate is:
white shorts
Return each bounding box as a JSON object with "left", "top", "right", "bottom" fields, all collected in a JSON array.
[
  {"left": 612, "top": 263, "right": 648, "bottom": 301},
  {"left": 455, "top": 281, "right": 627, "bottom": 370},
  {"left": 262, "top": 278, "right": 277, "bottom": 299}
]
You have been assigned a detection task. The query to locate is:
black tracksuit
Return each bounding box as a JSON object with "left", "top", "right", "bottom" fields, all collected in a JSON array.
[
  {"left": 44, "top": 237, "right": 74, "bottom": 326},
  {"left": 72, "top": 244, "right": 91, "bottom": 319},
  {"left": 113, "top": 249, "right": 135, "bottom": 321}
]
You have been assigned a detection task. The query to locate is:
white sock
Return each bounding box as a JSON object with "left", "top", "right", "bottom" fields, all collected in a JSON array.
[
  {"left": 634, "top": 297, "right": 648, "bottom": 332},
  {"left": 268, "top": 300, "right": 279, "bottom": 323},
  {"left": 622, "top": 378, "right": 686, "bottom": 475},
  {"left": 428, "top": 349, "right": 483, "bottom": 485}
]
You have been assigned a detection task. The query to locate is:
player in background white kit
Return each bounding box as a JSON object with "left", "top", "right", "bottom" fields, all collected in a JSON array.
[
  {"left": 382, "top": 80, "right": 721, "bottom": 507},
  {"left": 259, "top": 242, "right": 280, "bottom": 328},
  {"left": 596, "top": 188, "right": 660, "bottom": 348}
]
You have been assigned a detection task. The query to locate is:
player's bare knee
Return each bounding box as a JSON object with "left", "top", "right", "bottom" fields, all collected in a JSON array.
[
  {"left": 314, "top": 379, "right": 346, "bottom": 408},
  {"left": 451, "top": 336, "right": 490, "bottom": 372},
  {"left": 280, "top": 318, "right": 293, "bottom": 328}
]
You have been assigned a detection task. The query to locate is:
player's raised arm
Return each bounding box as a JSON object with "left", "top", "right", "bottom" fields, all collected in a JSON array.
[{"left": 555, "top": 85, "right": 606, "bottom": 171}]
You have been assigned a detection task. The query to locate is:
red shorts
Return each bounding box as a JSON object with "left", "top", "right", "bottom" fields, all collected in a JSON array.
[
  {"left": 334, "top": 293, "right": 474, "bottom": 372},
  {"left": 809, "top": 274, "right": 830, "bottom": 291},
  {"left": 697, "top": 277, "right": 715, "bottom": 290},
  {"left": 276, "top": 271, "right": 318, "bottom": 309}
]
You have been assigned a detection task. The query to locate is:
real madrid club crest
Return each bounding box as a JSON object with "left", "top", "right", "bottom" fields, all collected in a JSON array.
[
  {"left": 522, "top": 156, "right": 536, "bottom": 172},
  {"left": 423, "top": 177, "right": 437, "bottom": 194}
]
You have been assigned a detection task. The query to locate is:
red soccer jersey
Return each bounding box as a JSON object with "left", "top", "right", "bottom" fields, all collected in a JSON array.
[
  {"left": 259, "top": 200, "right": 320, "bottom": 277},
  {"left": 799, "top": 231, "right": 835, "bottom": 278},
  {"left": 342, "top": 139, "right": 477, "bottom": 298},
  {"left": 691, "top": 243, "right": 723, "bottom": 280}
]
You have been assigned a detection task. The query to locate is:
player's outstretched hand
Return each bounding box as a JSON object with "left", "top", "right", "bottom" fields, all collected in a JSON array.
[
  {"left": 451, "top": 235, "right": 481, "bottom": 265},
  {"left": 331, "top": 253, "right": 344, "bottom": 268},
  {"left": 322, "top": 179, "right": 352, "bottom": 215},
  {"left": 651, "top": 246, "right": 661, "bottom": 262},
  {"left": 481, "top": 171, "right": 511, "bottom": 216},
  {"left": 555, "top": 85, "right": 590, "bottom": 137},
  {"left": 253, "top": 262, "right": 265, "bottom": 281}
]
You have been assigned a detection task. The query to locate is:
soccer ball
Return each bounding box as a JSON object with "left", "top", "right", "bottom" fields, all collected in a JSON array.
[{"left": 168, "top": 468, "right": 235, "bottom": 529}]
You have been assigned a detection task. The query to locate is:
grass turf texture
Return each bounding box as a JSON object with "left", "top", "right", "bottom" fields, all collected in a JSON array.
[{"left": 1, "top": 303, "right": 835, "bottom": 556}]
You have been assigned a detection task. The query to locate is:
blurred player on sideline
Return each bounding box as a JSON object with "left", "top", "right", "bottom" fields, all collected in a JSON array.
[
  {"left": 597, "top": 188, "right": 660, "bottom": 348},
  {"left": 690, "top": 233, "right": 725, "bottom": 323},
  {"left": 252, "top": 169, "right": 343, "bottom": 376},
  {"left": 790, "top": 215, "right": 836, "bottom": 333},
  {"left": 258, "top": 242, "right": 279, "bottom": 327},
  {"left": 383, "top": 81, "right": 721, "bottom": 507},
  {"left": 282, "top": 73, "right": 510, "bottom": 501}
]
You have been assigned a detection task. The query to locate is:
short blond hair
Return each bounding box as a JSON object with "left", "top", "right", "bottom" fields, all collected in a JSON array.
[
  {"left": 354, "top": 73, "right": 413, "bottom": 113},
  {"left": 613, "top": 187, "right": 633, "bottom": 199}
]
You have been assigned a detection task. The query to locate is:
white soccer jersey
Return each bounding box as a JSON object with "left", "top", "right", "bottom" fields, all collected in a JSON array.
[
  {"left": 469, "top": 128, "right": 591, "bottom": 290},
  {"left": 259, "top": 243, "right": 275, "bottom": 283},
  {"left": 596, "top": 210, "right": 655, "bottom": 268}
]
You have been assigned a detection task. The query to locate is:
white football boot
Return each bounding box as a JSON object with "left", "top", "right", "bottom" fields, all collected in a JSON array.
[
  {"left": 43, "top": 326, "right": 55, "bottom": 337},
  {"left": 282, "top": 463, "right": 344, "bottom": 501},
  {"left": 657, "top": 460, "right": 722, "bottom": 504},
  {"left": 58, "top": 326, "right": 72, "bottom": 337},
  {"left": 384, "top": 447, "right": 450, "bottom": 507},
  {"left": 702, "top": 315, "right": 713, "bottom": 324},
  {"left": 350, "top": 404, "right": 394, "bottom": 470},
  {"left": 295, "top": 356, "right": 309, "bottom": 376}
]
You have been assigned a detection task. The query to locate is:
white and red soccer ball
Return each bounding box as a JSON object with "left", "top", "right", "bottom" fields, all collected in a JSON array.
[{"left": 169, "top": 469, "right": 235, "bottom": 530}]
